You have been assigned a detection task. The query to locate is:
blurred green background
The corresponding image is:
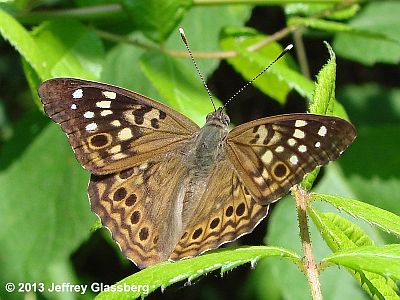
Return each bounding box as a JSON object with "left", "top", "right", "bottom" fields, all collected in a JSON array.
[{"left": 0, "top": 0, "right": 399, "bottom": 299}]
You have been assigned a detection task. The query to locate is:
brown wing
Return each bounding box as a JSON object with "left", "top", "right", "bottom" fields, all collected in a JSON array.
[
  {"left": 226, "top": 114, "right": 356, "bottom": 204},
  {"left": 89, "top": 154, "right": 269, "bottom": 267},
  {"left": 38, "top": 78, "right": 199, "bottom": 175},
  {"left": 88, "top": 155, "right": 190, "bottom": 268},
  {"left": 170, "top": 159, "right": 269, "bottom": 261}
]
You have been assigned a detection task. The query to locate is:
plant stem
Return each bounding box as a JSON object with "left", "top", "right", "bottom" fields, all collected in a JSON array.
[
  {"left": 293, "top": 29, "right": 311, "bottom": 79},
  {"left": 293, "top": 186, "right": 323, "bottom": 300},
  {"left": 15, "top": 4, "right": 123, "bottom": 24},
  {"left": 194, "top": 0, "right": 350, "bottom": 4},
  {"left": 93, "top": 29, "right": 155, "bottom": 51},
  {"left": 95, "top": 24, "right": 297, "bottom": 59}
]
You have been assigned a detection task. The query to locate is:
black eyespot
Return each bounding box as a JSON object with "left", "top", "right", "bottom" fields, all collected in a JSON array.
[
  {"left": 274, "top": 163, "right": 287, "bottom": 178},
  {"left": 130, "top": 211, "right": 140, "bottom": 224},
  {"left": 139, "top": 227, "right": 149, "bottom": 240},
  {"left": 226, "top": 206, "right": 234, "bottom": 217},
  {"left": 210, "top": 218, "right": 220, "bottom": 229},
  {"left": 236, "top": 203, "right": 245, "bottom": 216},
  {"left": 192, "top": 228, "right": 203, "bottom": 239},
  {"left": 113, "top": 187, "right": 127, "bottom": 201},
  {"left": 89, "top": 133, "right": 110, "bottom": 148},
  {"left": 125, "top": 194, "right": 137, "bottom": 206}
]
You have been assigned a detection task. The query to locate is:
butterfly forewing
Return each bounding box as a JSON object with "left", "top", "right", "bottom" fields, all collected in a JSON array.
[
  {"left": 38, "top": 78, "right": 199, "bottom": 175},
  {"left": 226, "top": 113, "right": 356, "bottom": 203}
]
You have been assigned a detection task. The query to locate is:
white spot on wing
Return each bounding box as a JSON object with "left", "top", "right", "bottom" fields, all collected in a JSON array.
[
  {"left": 85, "top": 123, "right": 97, "bottom": 131},
  {"left": 298, "top": 145, "right": 307, "bottom": 153},
  {"left": 112, "top": 153, "right": 128, "bottom": 160},
  {"left": 288, "top": 138, "right": 296, "bottom": 146},
  {"left": 275, "top": 146, "right": 284, "bottom": 153},
  {"left": 111, "top": 120, "right": 121, "bottom": 127},
  {"left": 118, "top": 128, "right": 133, "bottom": 141},
  {"left": 295, "top": 120, "right": 307, "bottom": 127},
  {"left": 318, "top": 125, "right": 327, "bottom": 137},
  {"left": 290, "top": 155, "right": 298, "bottom": 165},
  {"left": 315, "top": 142, "right": 321, "bottom": 148},
  {"left": 261, "top": 150, "right": 273, "bottom": 164},
  {"left": 83, "top": 111, "right": 94, "bottom": 118},
  {"left": 101, "top": 110, "right": 113, "bottom": 116},
  {"left": 254, "top": 175, "right": 265, "bottom": 186},
  {"left": 139, "top": 163, "right": 148, "bottom": 171},
  {"left": 294, "top": 129, "right": 305, "bottom": 139},
  {"left": 72, "top": 89, "right": 83, "bottom": 99},
  {"left": 71, "top": 104, "right": 77, "bottom": 110},
  {"left": 109, "top": 145, "right": 121, "bottom": 154},
  {"left": 96, "top": 100, "right": 111, "bottom": 109},
  {"left": 102, "top": 91, "right": 116, "bottom": 99}
]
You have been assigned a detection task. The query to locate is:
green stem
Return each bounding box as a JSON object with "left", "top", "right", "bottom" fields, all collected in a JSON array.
[
  {"left": 15, "top": 4, "right": 123, "bottom": 24},
  {"left": 93, "top": 29, "right": 155, "bottom": 51}
]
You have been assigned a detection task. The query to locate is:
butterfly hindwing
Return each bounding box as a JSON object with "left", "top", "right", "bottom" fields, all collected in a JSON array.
[
  {"left": 89, "top": 153, "right": 269, "bottom": 268},
  {"left": 38, "top": 78, "right": 199, "bottom": 175},
  {"left": 171, "top": 159, "right": 269, "bottom": 261},
  {"left": 226, "top": 113, "right": 356, "bottom": 203},
  {"left": 88, "top": 155, "right": 190, "bottom": 268}
]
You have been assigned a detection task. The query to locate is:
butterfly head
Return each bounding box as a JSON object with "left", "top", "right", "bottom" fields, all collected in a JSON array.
[{"left": 206, "top": 107, "right": 230, "bottom": 128}]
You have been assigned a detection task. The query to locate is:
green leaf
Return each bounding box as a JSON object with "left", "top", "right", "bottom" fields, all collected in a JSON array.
[
  {"left": 95, "top": 246, "right": 300, "bottom": 299},
  {"left": 338, "top": 126, "right": 400, "bottom": 217},
  {"left": 301, "top": 42, "right": 336, "bottom": 189},
  {"left": 140, "top": 51, "right": 222, "bottom": 126},
  {"left": 338, "top": 84, "right": 400, "bottom": 127},
  {"left": 311, "top": 193, "right": 400, "bottom": 239},
  {"left": 121, "top": 0, "right": 191, "bottom": 42},
  {"left": 309, "top": 41, "right": 336, "bottom": 116},
  {"left": 309, "top": 209, "right": 400, "bottom": 299},
  {"left": 300, "top": 167, "right": 320, "bottom": 191},
  {"left": 166, "top": 5, "right": 253, "bottom": 76},
  {"left": 248, "top": 197, "right": 367, "bottom": 300},
  {"left": 21, "top": 58, "right": 42, "bottom": 108},
  {"left": 309, "top": 209, "right": 373, "bottom": 251},
  {"left": 32, "top": 20, "right": 105, "bottom": 80},
  {"left": 333, "top": 2, "right": 400, "bottom": 65},
  {"left": 0, "top": 119, "right": 96, "bottom": 298},
  {"left": 0, "top": 12, "right": 104, "bottom": 84},
  {"left": 323, "top": 244, "right": 400, "bottom": 279},
  {"left": 220, "top": 27, "right": 310, "bottom": 104},
  {"left": 0, "top": 9, "right": 48, "bottom": 76},
  {"left": 101, "top": 32, "right": 161, "bottom": 100}
]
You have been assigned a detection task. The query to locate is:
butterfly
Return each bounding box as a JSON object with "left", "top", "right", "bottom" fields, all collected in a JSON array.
[{"left": 38, "top": 77, "right": 356, "bottom": 268}]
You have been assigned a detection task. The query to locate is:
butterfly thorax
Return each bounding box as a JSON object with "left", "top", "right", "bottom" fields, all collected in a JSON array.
[{"left": 186, "top": 108, "right": 229, "bottom": 170}]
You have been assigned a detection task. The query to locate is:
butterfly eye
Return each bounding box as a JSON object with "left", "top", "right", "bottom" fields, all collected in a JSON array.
[
  {"left": 206, "top": 112, "right": 214, "bottom": 122},
  {"left": 222, "top": 114, "right": 230, "bottom": 126}
]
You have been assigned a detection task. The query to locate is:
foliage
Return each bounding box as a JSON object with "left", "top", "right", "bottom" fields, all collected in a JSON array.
[{"left": 0, "top": 1, "right": 399, "bottom": 300}]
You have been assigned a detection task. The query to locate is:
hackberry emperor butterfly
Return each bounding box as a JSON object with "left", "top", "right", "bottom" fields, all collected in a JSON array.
[{"left": 38, "top": 32, "right": 356, "bottom": 269}]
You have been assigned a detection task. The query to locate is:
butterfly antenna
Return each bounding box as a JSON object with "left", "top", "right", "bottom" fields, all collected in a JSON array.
[
  {"left": 179, "top": 28, "right": 217, "bottom": 112},
  {"left": 223, "top": 44, "right": 293, "bottom": 109}
]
